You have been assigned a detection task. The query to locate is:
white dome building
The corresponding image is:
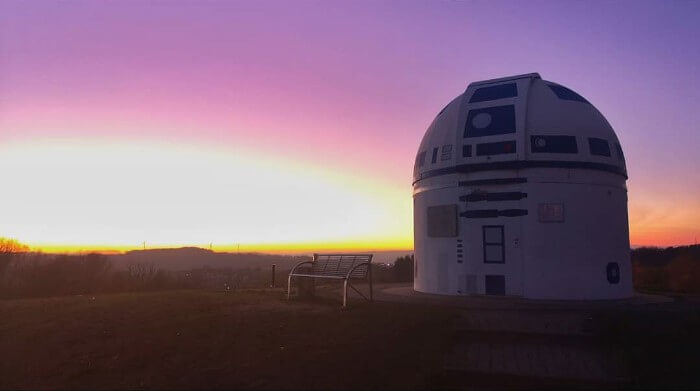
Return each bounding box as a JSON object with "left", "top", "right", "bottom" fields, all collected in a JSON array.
[{"left": 413, "top": 73, "right": 633, "bottom": 299}]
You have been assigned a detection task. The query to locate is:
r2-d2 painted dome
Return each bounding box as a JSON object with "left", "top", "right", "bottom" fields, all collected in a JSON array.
[{"left": 413, "top": 73, "right": 633, "bottom": 299}]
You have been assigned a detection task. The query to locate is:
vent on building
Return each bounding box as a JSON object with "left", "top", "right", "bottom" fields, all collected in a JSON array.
[{"left": 485, "top": 275, "right": 506, "bottom": 295}]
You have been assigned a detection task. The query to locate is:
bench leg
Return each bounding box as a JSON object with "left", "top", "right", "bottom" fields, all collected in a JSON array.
[
  {"left": 287, "top": 275, "right": 293, "bottom": 300},
  {"left": 343, "top": 278, "right": 348, "bottom": 308}
]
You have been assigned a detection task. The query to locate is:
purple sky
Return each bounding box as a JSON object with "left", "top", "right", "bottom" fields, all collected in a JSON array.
[{"left": 1, "top": 0, "right": 698, "bottom": 250}]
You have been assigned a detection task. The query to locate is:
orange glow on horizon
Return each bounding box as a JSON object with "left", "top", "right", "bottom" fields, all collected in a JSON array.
[
  {"left": 23, "top": 235, "right": 698, "bottom": 255},
  {"left": 25, "top": 238, "right": 415, "bottom": 255},
  {"left": 629, "top": 229, "right": 698, "bottom": 248}
]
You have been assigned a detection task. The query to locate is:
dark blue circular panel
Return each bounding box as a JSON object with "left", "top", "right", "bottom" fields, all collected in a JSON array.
[{"left": 607, "top": 262, "right": 620, "bottom": 284}]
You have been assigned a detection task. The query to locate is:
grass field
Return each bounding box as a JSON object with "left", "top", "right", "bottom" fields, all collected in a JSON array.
[
  {"left": 2, "top": 288, "right": 699, "bottom": 390},
  {"left": 0, "top": 289, "right": 455, "bottom": 390}
]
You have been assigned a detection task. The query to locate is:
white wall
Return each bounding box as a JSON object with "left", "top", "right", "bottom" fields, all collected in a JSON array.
[{"left": 413, "top": 169, "right": 633, "bottom": 300}]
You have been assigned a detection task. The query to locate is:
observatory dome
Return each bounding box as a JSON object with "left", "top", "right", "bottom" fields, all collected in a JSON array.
[
  {"left": 413, "top": 73, "right": 626, "bottom": 182},
  {"left": 412, "top": 73, "right": 632, "bottom": 300}
]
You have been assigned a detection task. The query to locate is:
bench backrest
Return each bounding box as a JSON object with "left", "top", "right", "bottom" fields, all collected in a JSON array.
[{"left": 311, "top": 254, "right": 373, "bottom": 278}]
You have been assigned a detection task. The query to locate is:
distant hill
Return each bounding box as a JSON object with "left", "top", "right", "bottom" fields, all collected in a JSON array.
[
  {"left": 108, "top": 247, "right": 303, "bottom": 271},
  {"left": 107, "top": 247, "right": 413, "bottom": 271},
  {"left": 365, "top": 250, "right": 414, "bottom": 265}
]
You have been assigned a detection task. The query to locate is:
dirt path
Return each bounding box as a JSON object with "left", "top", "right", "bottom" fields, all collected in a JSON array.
[
  {"left": 439, "top": 309, "right": 630, "bottom": 388},
  {"left": 368, "top": 283, "right": 698, "bottom": 389}
]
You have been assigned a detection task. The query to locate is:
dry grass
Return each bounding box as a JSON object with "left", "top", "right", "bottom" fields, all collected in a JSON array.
[{"left": 0, "top": 289, "right": 455, "bottom": 390}]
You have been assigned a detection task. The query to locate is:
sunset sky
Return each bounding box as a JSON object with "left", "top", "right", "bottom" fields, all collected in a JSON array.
[{"left": 1, "top": 0, "right": 698, "bottom": 253}]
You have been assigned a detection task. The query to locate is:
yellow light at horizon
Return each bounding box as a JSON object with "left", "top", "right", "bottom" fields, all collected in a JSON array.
[{"left": 0, "top": 139, "right": 413, "bottom": 251}]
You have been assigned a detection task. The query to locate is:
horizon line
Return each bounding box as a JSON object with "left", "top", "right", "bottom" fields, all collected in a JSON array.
[{"left": 10, "top": 242, "right": 697, "bottom": 256}]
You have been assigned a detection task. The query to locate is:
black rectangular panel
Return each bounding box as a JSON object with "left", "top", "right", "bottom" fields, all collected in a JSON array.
[
  {"left": 548, "top": 84, "right": 589, "bottom": 103},
  {"left": 460, "top": 209, "right": 498, "bottom": 218},
  {"left": 431, "top": 147, "right": 438, "bottom": 163},
  {"left": 489, "top": 192, "right": 527, "bottom": 202},
  {"left": 460, "top": 193, "right": 486, "bottom": 202},
  {"left": 588, "top": 137, "right": 611, "bottom": 157},
  {"left": 464, "top": 105, "right": 516, "bottom": 138},
  {"left": 531, "top": 135, "right": 578, "bottom": 153},
  {"left": 476, "top": 141, "right": 516, "bottom": 156},
  {"left": 469, "top": 83, "right": 518, "bottom": 103},
  {"left": 499, "top": 209, "right": 528, "bottom": 217},
  {"left": 462, "top": 144, "right": 472, "bottom": 157}
]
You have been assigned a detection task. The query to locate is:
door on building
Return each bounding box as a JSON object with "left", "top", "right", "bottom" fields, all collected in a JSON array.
[{"left": 458, "top": 178, "right": 525, "bottom": 296}]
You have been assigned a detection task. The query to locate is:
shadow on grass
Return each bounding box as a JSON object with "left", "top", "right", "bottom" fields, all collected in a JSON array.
[{"left": 595, "top": 310, "right": 700, "bottom": 389}]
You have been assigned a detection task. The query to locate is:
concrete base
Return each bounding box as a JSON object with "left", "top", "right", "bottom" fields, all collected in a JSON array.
[{"left": 376, "top": 283, "right": 673, "bottom": 310}]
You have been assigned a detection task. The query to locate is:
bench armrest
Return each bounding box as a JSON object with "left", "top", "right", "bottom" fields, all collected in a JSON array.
[
  {"left": 345, "top": 261, "right": 371, "bottom": 279},
  {"left": 289, "top": 260, "right": 314, "bottom": 275}
]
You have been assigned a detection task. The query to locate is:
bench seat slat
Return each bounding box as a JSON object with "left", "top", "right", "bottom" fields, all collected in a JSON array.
[{"left": 308, "top": 254, "right": 372, "bottom": 278}]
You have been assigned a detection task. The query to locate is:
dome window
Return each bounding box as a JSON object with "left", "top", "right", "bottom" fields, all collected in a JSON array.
[
  {"left": 464, "top": 105, "right": 516, "bottom": 138},
  {"left": 548, "top": 84, "right": 589, "bottom": 104},
  {"left": 530, "top": 135, "right": 578, "bottom": 154},
  {"left": 441, "top": 145, "right": 453, "bottom": 161},
  {"left": 462, "top": 145, "right": 472, "bottom": 157},
  {"left": 431, "top": 147, "right": 439, "bottom": 164},
  {"left": 588, "top": 138, "right": 611, "bottom": 157},
  {"left": 476, "top": 140, "right": 516, "bottom": 156},
  {"left": 469, "top": 83, "right": 518, "bottom": 103}
]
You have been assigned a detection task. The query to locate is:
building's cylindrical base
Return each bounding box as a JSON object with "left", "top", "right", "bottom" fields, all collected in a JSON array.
[{"left": 413, "top": 169, "right": 633, "bottom": 300}]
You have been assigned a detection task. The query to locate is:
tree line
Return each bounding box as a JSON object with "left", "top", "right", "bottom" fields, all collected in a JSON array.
[
  {"left": 2, "top": 236, "right": 697, "bottom": 298},
  {"left": 632, "top": 244, "right": 700, "bottom": 294}
]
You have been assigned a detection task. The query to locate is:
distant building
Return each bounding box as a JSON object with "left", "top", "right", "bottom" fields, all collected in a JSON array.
[{"left": 412, "top": 73, "right": 632, "bottom": 299}]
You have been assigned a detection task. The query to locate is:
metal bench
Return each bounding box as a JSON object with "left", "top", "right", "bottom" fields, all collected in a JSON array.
[{"left": 287, "top": 253, "right": 373, "bottom": 308}]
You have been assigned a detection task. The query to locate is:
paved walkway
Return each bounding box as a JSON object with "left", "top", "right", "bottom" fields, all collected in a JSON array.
[
  {"left": 371, "top": 284, "right": 677, "bottom": 387},
  {"left": 376, "top": 284, "right": 673, "bottom": 310},
  {"left": 442, "top": 310, "right": 628, "bottom": 384}
]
